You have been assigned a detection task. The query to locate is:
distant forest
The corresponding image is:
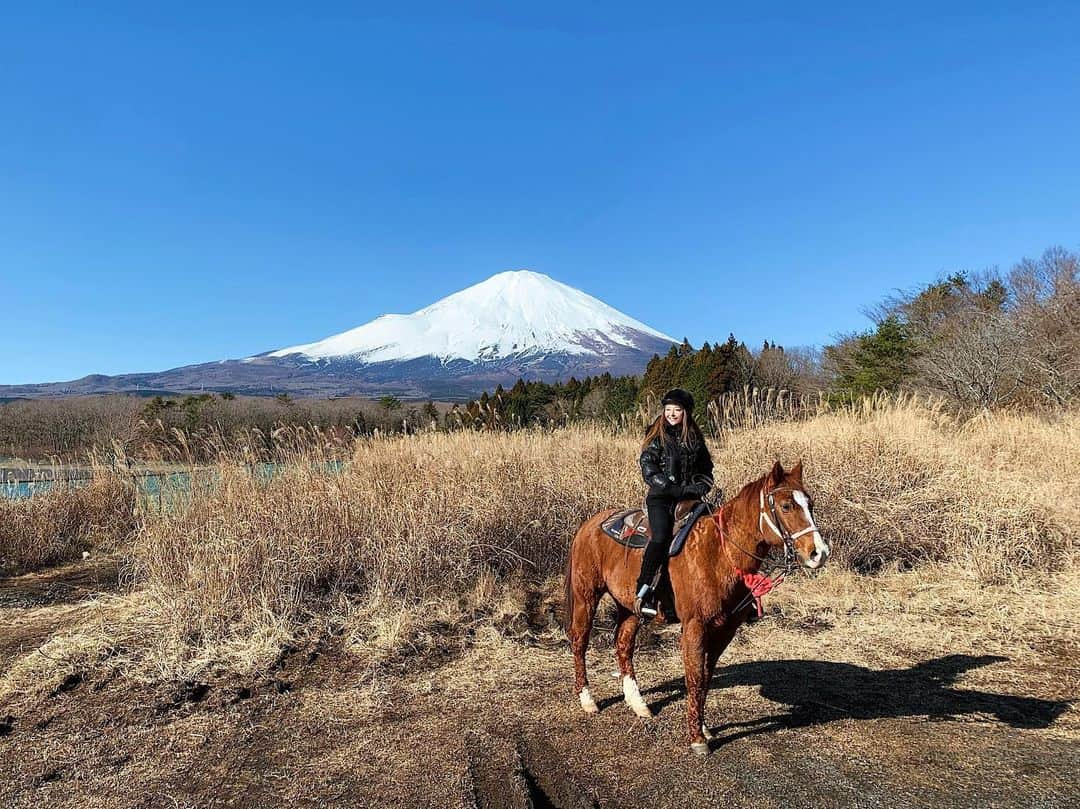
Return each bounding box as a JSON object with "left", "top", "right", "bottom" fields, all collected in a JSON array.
[
  {"left": 454, "top": 246, "right": 1079, "bottom": 427},
  {"left": 0, "top": 394, "right": 445, "bottom": 462},
  {"left": 1, "top": 247, "right": 1076, "bottom": 460},
  {"left": 447, "top": 335, "right": 815, "bottom": 431}
]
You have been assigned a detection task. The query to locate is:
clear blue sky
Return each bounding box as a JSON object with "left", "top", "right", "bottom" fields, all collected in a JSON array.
[{"left": 3, "top": 2, "right": 1079, "bottom": 385}]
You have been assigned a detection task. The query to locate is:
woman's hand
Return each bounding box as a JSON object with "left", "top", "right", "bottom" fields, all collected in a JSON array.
[
  {"left": 648, "top": 473, "right": 673, "bottom": 491},
  {"left": 683, "top": 482, "right": 710, "bottom": 500}
]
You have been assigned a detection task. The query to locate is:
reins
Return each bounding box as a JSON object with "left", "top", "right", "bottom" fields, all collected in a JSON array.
[{"left": 712, "top": 482, "right": 804, "bottom": 619}]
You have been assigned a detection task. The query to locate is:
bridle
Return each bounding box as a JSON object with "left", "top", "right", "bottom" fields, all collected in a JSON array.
[
  {"left": 759, "top": 485, "right": 817, "bottom": 568},
  {"left": 714, "top": 484, "right": 815, "bottom": 567},
  {"left": 712, "top": 482, "right": 819, "bottom": 618}
]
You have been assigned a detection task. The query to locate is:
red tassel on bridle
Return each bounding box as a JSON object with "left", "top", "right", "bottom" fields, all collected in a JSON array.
[{"left": 713, "top": 504, "right": 784, "bottom": 617}]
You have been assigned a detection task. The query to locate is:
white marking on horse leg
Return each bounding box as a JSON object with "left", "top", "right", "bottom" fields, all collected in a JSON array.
[
  {"left": 579, "top": 687, "right": 598, "bottom": 714},
  {"left": 690, "top": 741, "right": 710, "bottom": 756},
  {"left": 622, "top": 676, "right": 652, "bottom": 718},
  {"left": 794, "top": 490, "right": 830, "bottom": 568},
  {"left": 701, "top": 723, "right": 714, "bottom": 740}
]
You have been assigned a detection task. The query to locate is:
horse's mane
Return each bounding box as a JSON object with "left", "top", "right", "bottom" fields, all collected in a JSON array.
[{"left": 727, "top": 472, "right": 768, "bottom": 507}]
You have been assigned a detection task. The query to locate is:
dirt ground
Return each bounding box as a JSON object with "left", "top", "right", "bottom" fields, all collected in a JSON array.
[{"left": 1, "top": 560, "right": 1076, "bottom": 809}]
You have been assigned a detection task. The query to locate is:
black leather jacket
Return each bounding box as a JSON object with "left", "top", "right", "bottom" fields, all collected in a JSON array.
[{"left": 639, "top": 424, "right": 714, "bottom": 497}]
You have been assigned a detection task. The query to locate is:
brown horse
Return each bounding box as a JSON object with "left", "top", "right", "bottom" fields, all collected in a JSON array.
[{"left": 564, "top": 460, "right": 830, "bottom": 754}]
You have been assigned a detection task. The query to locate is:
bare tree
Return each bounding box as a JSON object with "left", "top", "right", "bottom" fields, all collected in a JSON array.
[
  {"left": 869, "top": 251, "right": 1080, "bottom": 411},
  {"left": 1009, "top": 247, "right": 1080, "bottom": 407},
  {"left": 914, "top": 306, "right": 1028, "bottom": 410}
]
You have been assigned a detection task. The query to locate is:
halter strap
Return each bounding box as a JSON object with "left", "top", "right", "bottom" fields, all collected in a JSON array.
[
  {"left": 713, "top": 502, "right": 789, "bottom": 618},
  {"left": 713, "top": 482, "right": 822, "bottom": 620},
  {"left": 758, "top": 487, "right": 818, "bottom": 541}
]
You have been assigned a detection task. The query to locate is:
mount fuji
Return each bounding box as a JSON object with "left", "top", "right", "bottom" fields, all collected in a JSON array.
[{"left": 3, "top": 271, "right": 676, "bottom": 400}]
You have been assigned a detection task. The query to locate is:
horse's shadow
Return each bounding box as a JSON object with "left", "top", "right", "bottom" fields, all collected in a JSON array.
[{"left": 634, "top": 654, "right": 1070, "bottom": 749}]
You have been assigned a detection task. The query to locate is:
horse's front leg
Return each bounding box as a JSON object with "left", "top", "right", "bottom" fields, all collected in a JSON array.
[
  {"left": 681, "top": 619, "right": 708, "bottom": 754},
  {"left": 700, "top": 620, "right": 739, "bottom": 742}
]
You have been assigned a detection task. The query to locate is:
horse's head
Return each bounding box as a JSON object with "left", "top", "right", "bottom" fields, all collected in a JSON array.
[{"left": 759, "top": 460, "right": 830, "bottom": 570}]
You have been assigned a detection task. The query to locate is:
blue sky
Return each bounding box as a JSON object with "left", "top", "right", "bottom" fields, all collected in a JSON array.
[{"left": 3, "top": 2, "right": 1079, "bottom": 384}]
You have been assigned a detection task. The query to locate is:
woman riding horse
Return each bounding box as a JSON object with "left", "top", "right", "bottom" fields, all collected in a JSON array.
[
  {"left": 565, "top": 454, "right": 831, "bottom": 754},
  {"left": 634, "top": 388, "right": 714, "bottom": 620}
]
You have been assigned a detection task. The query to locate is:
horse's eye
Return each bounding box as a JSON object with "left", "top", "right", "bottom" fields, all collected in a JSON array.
[{"left": 781, "top": 503, "right": 792, "bottom": 512}]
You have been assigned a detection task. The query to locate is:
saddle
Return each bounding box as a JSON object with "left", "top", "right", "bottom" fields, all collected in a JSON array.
[{"left": 600, "top": 499, "right": 712, "bottom": 556}]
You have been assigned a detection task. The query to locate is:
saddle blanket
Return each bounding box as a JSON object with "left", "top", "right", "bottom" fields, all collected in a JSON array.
[{"left": 600, "top": 499, "right": 711, "bottom": 556}]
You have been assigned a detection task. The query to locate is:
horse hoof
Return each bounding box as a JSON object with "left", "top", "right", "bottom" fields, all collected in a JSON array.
[
  {"left": 690, "top": 741, "right": 710, "bottom": 756},
  {"left": 629, "top": 702, "right": 653, "bottom": 719},
  {"left": 701, "top": 723, "right": 714, "bottom": 741},
  {"left": 621, "top": 677, "right": 653, "bottom": 719},
  {"left": 579, "top": 688, "right": 599, "bottom": 714}
]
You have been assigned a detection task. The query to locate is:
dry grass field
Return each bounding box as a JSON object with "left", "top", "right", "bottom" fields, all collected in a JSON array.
[{"left": 0, "top": 398, "right": 1077, "bottom": 807}]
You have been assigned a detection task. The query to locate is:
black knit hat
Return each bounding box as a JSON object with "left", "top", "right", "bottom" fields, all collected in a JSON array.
[{"left": 661, "top": 388, "right": 694, "bottom": 414}]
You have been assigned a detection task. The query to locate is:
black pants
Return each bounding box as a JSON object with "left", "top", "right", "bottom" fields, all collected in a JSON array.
[{"left": 637, "top": 491, "right": 677, "bottom": 591}]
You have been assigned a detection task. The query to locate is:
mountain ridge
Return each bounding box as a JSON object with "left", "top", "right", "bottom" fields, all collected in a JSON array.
[
  {"left": 262, "top": 269, "right": 673, "bottom": 364},
  {"left": 1, "top": 270, "right": 676, "bottom": 400}
]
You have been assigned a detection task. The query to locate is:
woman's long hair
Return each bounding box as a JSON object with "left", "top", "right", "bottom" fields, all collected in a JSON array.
[{"left": 641, "top": 408, "right": 703, "bottom": 450}]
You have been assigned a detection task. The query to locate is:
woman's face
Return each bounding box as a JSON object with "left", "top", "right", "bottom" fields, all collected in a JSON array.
[{"left": 663, "top": 404, "right": 684, "bottom": 426}]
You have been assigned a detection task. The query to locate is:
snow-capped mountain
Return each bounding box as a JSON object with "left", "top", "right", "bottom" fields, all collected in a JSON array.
[
  {"left": 1, "top": 270, "right": 676, "bottom": 400},
  {"left": 265, "top": 270, "right": 673, "bottom": 365}
]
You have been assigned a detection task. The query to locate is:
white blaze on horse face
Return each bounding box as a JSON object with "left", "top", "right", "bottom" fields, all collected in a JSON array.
[
  {"left": 622, "top": 676, "right": 653, "bottom": 718},
  {"left": 793, "top": 490, "right": 829, "bottom": 568}
]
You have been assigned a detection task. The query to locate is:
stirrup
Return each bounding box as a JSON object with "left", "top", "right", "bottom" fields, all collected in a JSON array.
[
  {"left": 634, "top": 597, "right": 658, "bottom": 620},
  {"left": 634, "top": 584, "right": 658, "bottom": 620}
]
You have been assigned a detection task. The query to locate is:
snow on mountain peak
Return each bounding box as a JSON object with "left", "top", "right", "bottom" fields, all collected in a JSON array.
[{"left": 266, "top": 270, "right": 674, "bottom": 364}]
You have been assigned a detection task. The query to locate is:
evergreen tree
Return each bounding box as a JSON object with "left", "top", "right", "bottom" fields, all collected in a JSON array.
[
  {"left": 706, "top": 334, "right": 743, "bottom": 398},
  {"left": 603, "top": 376, "right": 639, "bottom": 417},
  {"left": 826, "top": 316, "right": 914, "bottom": 397}
]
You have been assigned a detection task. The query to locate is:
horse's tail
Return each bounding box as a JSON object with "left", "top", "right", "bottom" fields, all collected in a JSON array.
[{"left": 562, "top": 538, "right": 575, "bottom": 636}]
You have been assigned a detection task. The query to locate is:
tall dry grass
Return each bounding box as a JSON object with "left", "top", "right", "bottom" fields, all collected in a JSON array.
[
  {"left": 714, "top": 400, "right": 1079, "bottom": 580},
  {"left": 115, "top": 398, "right": 1079, "bottom": 677},
  {"left": 0, "top": 463, "right": 137, "bottom": 575},
  {"left": 2, "top": 396, "right": 1076, "bottom": 688},
  {"left": 127, "top": 426, "right": 640, "bottom": 674}
]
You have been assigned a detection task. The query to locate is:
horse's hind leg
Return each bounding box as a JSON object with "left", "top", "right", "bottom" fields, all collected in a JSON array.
[
  {"left": 614, "top": 606, "right": 651, "bottom": 719},
  {"left": 569, "top": 584, "right": 601, "bottom": 713}
]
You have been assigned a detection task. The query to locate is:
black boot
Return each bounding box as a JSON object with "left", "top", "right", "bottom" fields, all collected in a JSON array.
[{"left": 635, "top": 540, "right": 667, "bottom": 620}]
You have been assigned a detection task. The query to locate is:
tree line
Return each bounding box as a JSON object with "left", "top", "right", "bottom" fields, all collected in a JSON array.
[
  {"left": 459, "top": 246, "right": 1079, "bottom": 426},
  {"left": 824, "top": 247, "right": 1078, "bottom": 410},
  {"left": 2, "top": 246, "right": 1076, "bottom": 457},
  {"left": 0, "top": 393, "right": 443, "bottom": 462}
]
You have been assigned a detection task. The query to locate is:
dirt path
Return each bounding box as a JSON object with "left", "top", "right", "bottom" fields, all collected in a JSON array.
[
  {"left": 0, "top": 562, "right": 1076, "bottom": 808},
  {"left": 0, "top": 558, "right": 121, "bottom": 677}
]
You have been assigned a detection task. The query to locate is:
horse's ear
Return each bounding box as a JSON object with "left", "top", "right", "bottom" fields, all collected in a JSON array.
[
  {"left": 789, "top": 460, "right": 803, "bottom": 482},
  {"left": 767, "top": 460, "right": 784, "bottom": 488}
]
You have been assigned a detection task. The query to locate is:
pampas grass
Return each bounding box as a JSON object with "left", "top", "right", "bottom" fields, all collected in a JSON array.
[
  {"left": 119, "top": 397, "right": 1078, "bottom": 677},
  {"left": 0, "top": 461, "right": 136, "bottom": 575},
  {"left": 3, "top": 396, "right": 1077, "bottom": 688}
]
